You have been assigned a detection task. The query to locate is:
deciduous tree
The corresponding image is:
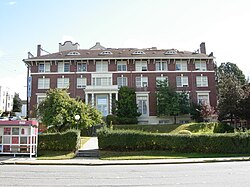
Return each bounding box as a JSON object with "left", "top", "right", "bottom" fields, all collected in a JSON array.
[{"left": 37, "top": 89, "right": 103, "bottom": 132}]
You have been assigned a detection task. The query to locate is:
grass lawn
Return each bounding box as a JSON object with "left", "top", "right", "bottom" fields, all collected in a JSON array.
[
  {"left": 100, "top": 151, "right": 250, "bottom": 160},
  {"left": 37, "top": 137, "right": 90, "bottom": 160},
  {"left": 113, "top": 124, "right": 181, "bottom": 133},
  {"left": 113, "top": 122, "right": 218, "bottom": 134}
]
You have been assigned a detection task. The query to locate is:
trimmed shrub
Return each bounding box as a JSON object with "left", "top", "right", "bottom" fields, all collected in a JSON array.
[
  {"left": 97, "top": 128, "right": 250, "bottom": 154},
  {"left": 117, "top": 117, "right": 138, "bottom": 125},
  {"left": 213, "top": 123, "right": 234, "bottom": 133},
  {"left": 106, "top": 115, "right": 119, "bottom": 126},
  {"left": 38, "top": 129, "right": 80, "bottom": 151}
]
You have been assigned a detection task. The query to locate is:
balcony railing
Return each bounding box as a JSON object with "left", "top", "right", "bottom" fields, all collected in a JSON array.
[{"left": 85, "top": 85, "right": 119, "bottom": 92}]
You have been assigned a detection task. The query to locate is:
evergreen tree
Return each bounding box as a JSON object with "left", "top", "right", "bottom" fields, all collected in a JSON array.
[
  {"left": 12, "top": 93, "right": 22, "bottom": 112},
  {"left": 116, "top": 86, "right": 140, "bottom": 119}
]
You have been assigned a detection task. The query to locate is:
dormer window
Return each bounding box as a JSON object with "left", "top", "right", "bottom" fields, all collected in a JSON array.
[
  {"left": 67, "top": 51, "right": 80, "bottom": 56},
  {"left": 132, "top": 51, "right": 145, "bottom": 55},
  {"left": 99, "top": 51, "right": 113, "bottom": 55},
  {"left": 165, "top": 50, "right": 177, "bottom": 55}
]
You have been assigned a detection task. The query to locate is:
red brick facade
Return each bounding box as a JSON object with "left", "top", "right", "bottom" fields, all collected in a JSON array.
[{"left": 24, "top": 41, "right": 217, "bottom": 124}]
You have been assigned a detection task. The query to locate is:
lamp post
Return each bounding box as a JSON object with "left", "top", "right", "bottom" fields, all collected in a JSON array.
[{"left": 74, "top": 114, "right": 80, "bottom": 129}]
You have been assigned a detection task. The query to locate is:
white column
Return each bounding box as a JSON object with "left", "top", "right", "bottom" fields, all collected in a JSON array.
[
  {"left": 91, "top": 93, "right": 94, "bottom": 107},
  {"left": 109, "top": 93, "right": 112, "bottom": 114},
  {"left": 115, "top": 92, "right": 118, "bottom": 101},
  {"left": 85, "top": 93, "right": 88, "bottom": 105}
]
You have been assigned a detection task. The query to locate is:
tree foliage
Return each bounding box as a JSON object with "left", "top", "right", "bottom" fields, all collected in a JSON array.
[
  {"left": 12, "top": 93, "right": 22, "bottom": 112},
  {"left": 37, "top": 89, "right": 103, "bottom": 132},
  {"left": 217, "top": 62, "right": 247, "bottom": 122},
  {"left": 200, "top": 103, "right": 216, "bottom": 121},
  {"left": 116, "top": 86, "right": 140, "bottom": 118},
  {"left": 217, "top": 62, "right": 246, "bottom": 85},
  {"left": 156, "top": 80, "right": 190, "bottom": 124},
  {"left": 190, "top": 102, "right": 203, "bottom": 122}
]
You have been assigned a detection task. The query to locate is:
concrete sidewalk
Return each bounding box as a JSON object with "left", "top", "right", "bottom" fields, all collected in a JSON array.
[
  {"left": 1, "top": 137, "right": 250, "bottom": 165},
  {"left": 79, "top": 137, "right": 99, "bottom": 151}
]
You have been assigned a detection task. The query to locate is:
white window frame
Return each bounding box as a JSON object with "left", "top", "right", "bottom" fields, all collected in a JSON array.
[
  {"left": 156, "top": 61, "right": 167, "bottom": 71},
  {"left": 92, "top": 77, "right": 111, "bottom": 86},
  {"left": 96, "top": 61, "right": 108, "bottom": 72},
  {"left": 58, "top": 62, "right": 70, "bottom": 72},
  {"left": 197, "top": 92, "right": 210, "bottom": 105},
  {"left": 117, "top": 61, "right": 127, "bottom": 71},
  {"left": 77, "top": 77, "right": 87, "bottom": 89},
  {"left": 136, "top": 76, "right": 148, "bottom": 88},
  {"left": 176, "top": 76, "right": 189, "bottom": 87},
  {"left": 136, "top": 94, "right": 149, "bottom": 116},
  {"left": 77, "top": 62, "right": 87, "bottom": 72},
  {"left": 37, "top": 95, "right": 46, "bottom": 106},
  {"left": 136, "top": 61, "right": 147, "bottom": 71},
  {"left": 38, "top": 77, "right": 50, "bottom": 89},
  {"left": 117, "top": 76, "right": 128, "bottom": 87},
  {"left": 176, "top": 61, "right": 187, "bottom": 71},
  {"left": 57, "top": 77, "right": 69, "bottom": 88},
  {"left": 196, "top": 76, "right": 208, "bottom": 87},
  {"left": 38, "top": 62, "right": 50, "bottom": 73},
  {"left": 195, "top": 61, "right": 207, "bottom": 71}
]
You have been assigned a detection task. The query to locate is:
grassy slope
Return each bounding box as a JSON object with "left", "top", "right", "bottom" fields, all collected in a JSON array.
[
  {"left": 170, "top": 122, "right": 216, "bottom": 134},
  {"left": 113, "top": 122, "right": 217, "bottom": 134}
]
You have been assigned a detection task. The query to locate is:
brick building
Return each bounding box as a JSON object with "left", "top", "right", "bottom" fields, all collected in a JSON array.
[{"left": 23, "top": 41, "right": 216, "bottom": 124}]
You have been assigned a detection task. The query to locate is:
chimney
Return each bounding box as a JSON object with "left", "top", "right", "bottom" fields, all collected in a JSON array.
[
  {"left": 200, "top": 42, "right": 206, "bottom": 54},
  {"left": 37, "top": 44, "right": 41, "bottom": 57}
]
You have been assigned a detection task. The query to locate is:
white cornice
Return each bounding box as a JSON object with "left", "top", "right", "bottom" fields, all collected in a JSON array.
[{"left": 24, "top": 56, "right": 215, "bottom": 62}]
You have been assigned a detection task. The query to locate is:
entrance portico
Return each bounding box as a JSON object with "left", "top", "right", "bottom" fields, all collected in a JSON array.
[{"left": 84, "top": 85, "right": 118, "bottom": 116}]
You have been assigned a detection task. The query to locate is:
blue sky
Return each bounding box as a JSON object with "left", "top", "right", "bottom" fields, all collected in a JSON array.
[{"left": 1, "top": 0, "right": 250, "bottom": 99}]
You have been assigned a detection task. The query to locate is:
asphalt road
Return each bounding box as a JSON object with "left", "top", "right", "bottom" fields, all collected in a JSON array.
[{"left": 1, "top": 161, "right": 250, "bottom": 186}]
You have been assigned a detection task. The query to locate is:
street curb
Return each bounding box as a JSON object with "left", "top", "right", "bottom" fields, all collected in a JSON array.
[{"left": 1, "top": 157, "right": 250, "bottom": 166}]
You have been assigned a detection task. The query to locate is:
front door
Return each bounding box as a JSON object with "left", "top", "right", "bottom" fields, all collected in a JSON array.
[{"left": 96, "top": 95, "right": 108, "bottom": 116}]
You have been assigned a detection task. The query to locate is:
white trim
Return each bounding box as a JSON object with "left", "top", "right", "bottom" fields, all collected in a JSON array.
[
  {"left": 24, "top": 56, "right": 214, "bottom": 62},
  {"left": 196, "top": 90, "right": 211, "bottom": 93}
]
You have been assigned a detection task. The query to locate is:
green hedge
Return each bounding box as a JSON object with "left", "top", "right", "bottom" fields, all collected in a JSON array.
[
  {"left": 97, "top": 128, "right": 250, "bottom": 154},
  {"left": 38, "top": 129, "right": 80, "bottom": 151}
]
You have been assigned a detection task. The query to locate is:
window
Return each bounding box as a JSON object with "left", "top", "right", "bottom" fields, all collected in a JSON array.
[
  {"left": 136, "top": 76, "right": 148, "bottom": 87},
  {"left": 37, "top": 96, "right": 46, "bottom": 105},
  {"left": 176, "top": 61, "right": 187, "bottom": 71},
  {"left": 176, "top": 76, "right": 189, "bottom": 87},
  {"left": 99, "top": 51, "right": 113, "bottom": 55},
  {"left": 136, "top": 61, "right": 147, "bottom": 71},
  {"left": 165, "top": 50, "right": 177, "bottom": 55},
  {"left": 196, "top": 76, "right": 208, "bottom": 87},
  {"left": 92, "top": 77, "right": 111, "bottom": 86},
  {"left": 57, "top": 78, "right": 69, "bottom": 88},
  {"left": 117, "top": 61, "right": 127, "bottom": 71},
  {"left": 96, "top": 61, "right": 108, "bottom": 72},
  {"left": 156, "top": 76, "right": 168, "bottom": 86},
  {"left": 77, "top": 77, "right": 87, "bottom": 88},
  {"left": 156, "top": 61, "right": 167, "bottom": 71},
  {"left": 58, "top": 62, "right": 70, "bottom": 72},
  {"left": 38, "top": 78, "right": 50, "bottom": 89},
  {"left": 132, "top": 51, "right": 145, "bottom": 55},
  {"left": 195, "top": 61, "right": 207, "bottom": 71},
  {"left": 197, "top": 93, "right": 210, "bottom": 105},
  {"left": 117, "top": 77, "right": 127, "bottom": 87},
  {"left": 137, "top": 96, "right": 148, "bottom": 116},
  {"left": 38, "top": 62, "right": 50, "bottom": 72},
  {"left": 77, "top": 62, "right": 87, "bottom": 72},
  {"left": 67, "top": 51, "right": 80, "bottom": 56}
]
